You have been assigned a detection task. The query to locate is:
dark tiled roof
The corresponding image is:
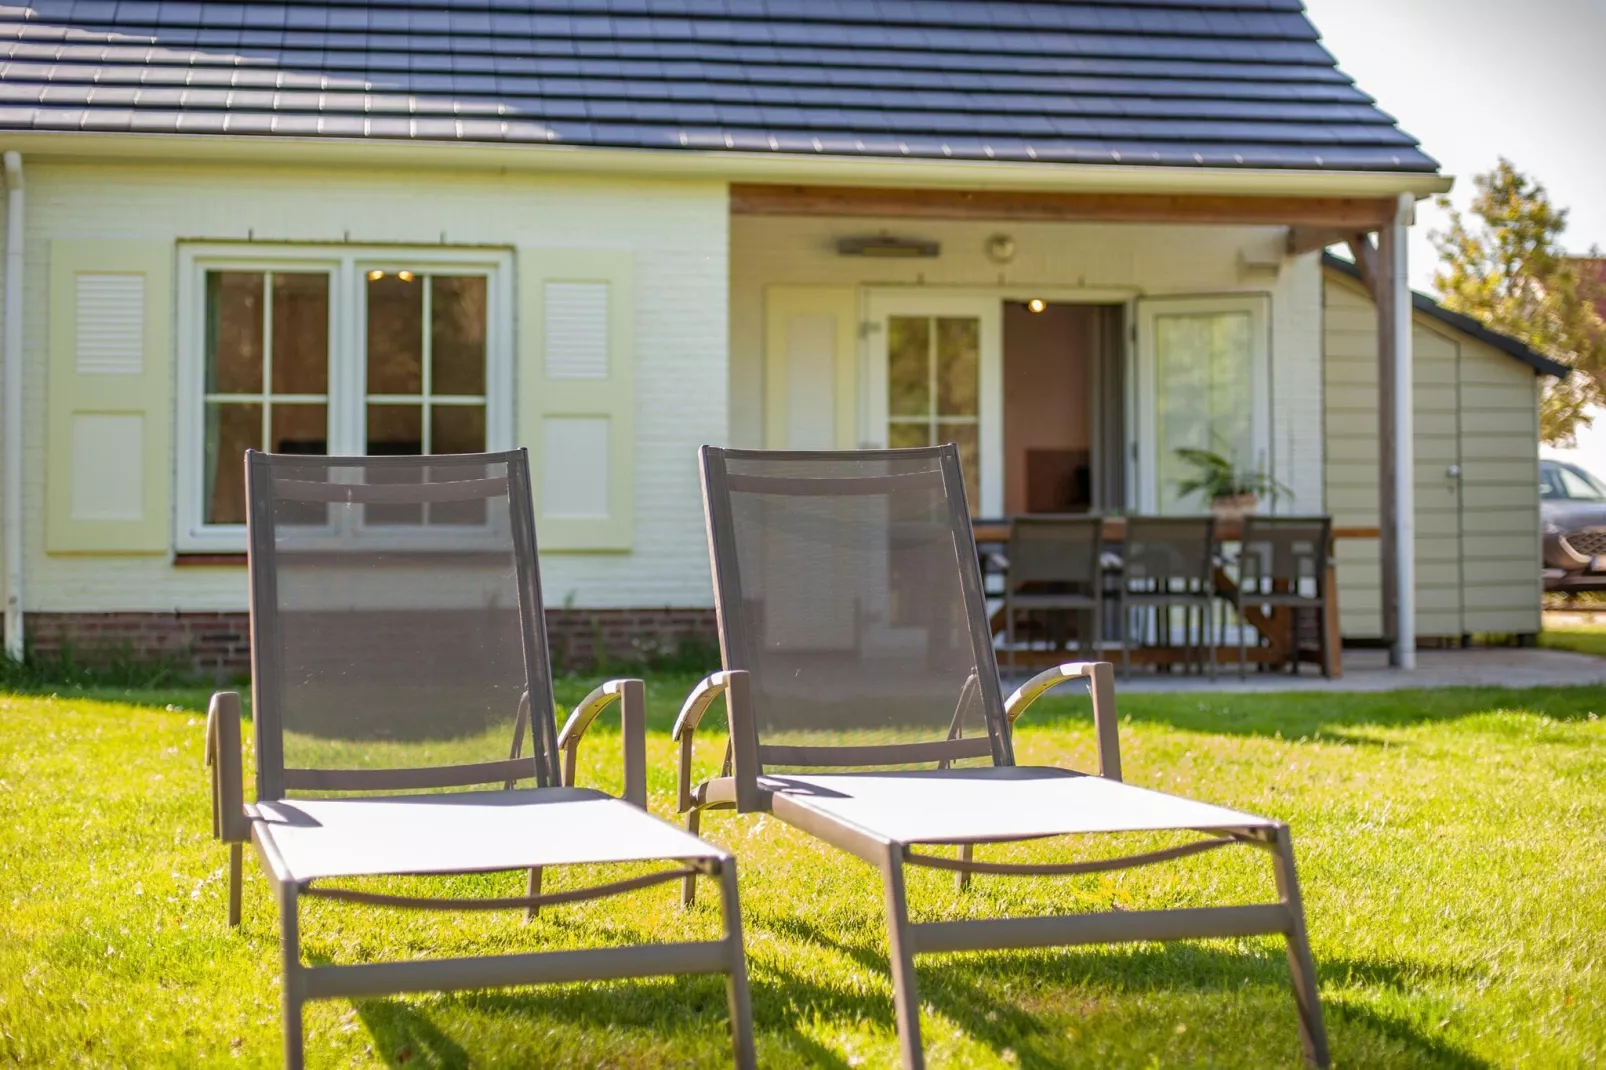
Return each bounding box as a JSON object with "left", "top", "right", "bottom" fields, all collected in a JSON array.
[
  {"left": 0, "top": 1, "right": 1437, "bottom": 173},
  {"left": 1323, "top": 254, "right": 1569, "bottom": 379}
]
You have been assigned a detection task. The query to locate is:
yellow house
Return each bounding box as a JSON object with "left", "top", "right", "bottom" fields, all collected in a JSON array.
[{"left": 0, "top": 2, "right": 1563, "bottom": 675}]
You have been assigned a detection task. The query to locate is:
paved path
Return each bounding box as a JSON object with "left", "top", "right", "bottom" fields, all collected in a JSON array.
[{"left": 1004, "top": 646, "right": 1606, "bottom": 693}]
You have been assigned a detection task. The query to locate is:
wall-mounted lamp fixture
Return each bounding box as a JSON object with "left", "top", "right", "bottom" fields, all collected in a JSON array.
[
  {"left": 836, "top": 234, "right": 940, "bottom": 258},
  {"left": 985, "top": 234, "right": 1016, "bottom": 265}
]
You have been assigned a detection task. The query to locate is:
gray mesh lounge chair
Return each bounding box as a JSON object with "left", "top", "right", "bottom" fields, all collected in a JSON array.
[
  {"left": 205, "top": 449, "right": 754, "bottom": 1069},
  {"left": 677, "top": 445, "right": 1328, "bottom": 1070}
]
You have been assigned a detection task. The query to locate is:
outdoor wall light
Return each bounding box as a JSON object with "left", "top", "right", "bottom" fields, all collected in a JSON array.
[
  {"left": 985, "top": 233, "right": 1016, "bottom": 264},
  {"left": 836, "top": 234, "right": 940, "bottom": 258}
]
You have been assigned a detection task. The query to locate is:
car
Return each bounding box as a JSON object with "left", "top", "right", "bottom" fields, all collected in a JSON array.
[{"left": 1540, "top": 457, "right": 1606, "bottom": 592}]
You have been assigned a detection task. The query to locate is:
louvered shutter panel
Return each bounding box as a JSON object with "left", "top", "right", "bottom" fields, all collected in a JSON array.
[
  {"left": 46, "top": 240, "right": 174, "bottom": 553},
  {"left": 518, "top": 249, "right": 635, "bottom": 550}
]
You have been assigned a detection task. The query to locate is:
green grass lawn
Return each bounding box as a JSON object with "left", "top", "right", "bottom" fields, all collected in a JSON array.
[
  {"left": 1540, "top": 623, "right": 1606, "bottom": 658},
  {"left": 2, "top": 677, "right": 1604, "bottom": 1068}
]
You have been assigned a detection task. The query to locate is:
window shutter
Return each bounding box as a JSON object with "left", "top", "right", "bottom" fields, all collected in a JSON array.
[
  {"left": 46, "top": 240, "right": 174, "bottom": 553},
  {"left": 519, "top": 249, "right": 635, "bottom": 550},
  {"left": 764, "top": 286, "right": 859, "bottom": 449}
]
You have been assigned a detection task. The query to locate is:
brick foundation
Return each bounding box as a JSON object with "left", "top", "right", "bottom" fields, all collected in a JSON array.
[{"left": 16, "top": 607, "right": 719, "bottom": 682}]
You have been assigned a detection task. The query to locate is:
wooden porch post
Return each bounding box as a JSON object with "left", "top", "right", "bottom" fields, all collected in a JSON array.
[{"left": 1377, "top": 194, "right": 1416, "bottom": 669}]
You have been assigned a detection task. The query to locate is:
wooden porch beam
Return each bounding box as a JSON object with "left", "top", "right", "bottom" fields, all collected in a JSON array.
[
  {"left": 1345, "top": 234, "right": 1379, "bottom": 296},
  {"left": 730, "top": 183, "right": 1400, "bottom": 229},
  {"left": 1286, "top": 226, "right": 1352, "bottom": 257}
]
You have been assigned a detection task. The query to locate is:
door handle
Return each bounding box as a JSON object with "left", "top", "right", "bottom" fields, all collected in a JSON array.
[{"left": 1446, "top": 464, "right": 1462, "bottom": 492}]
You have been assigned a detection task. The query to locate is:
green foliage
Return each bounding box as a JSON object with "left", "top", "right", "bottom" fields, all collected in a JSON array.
[
  {"left": 1172, "top": 446, "right": 1290, "bottom": 504},
  {"left": 0, "top": 639, "right": 199, "bottom": 693},
  {"left": 3, "top": 681, "right": 1604, "bottom": 1066},
  {"left": 1432, "top": 158, "right": 1606, "bottom": 444}
]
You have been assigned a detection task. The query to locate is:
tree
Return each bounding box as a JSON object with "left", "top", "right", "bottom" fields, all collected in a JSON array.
[{"left": 1432, "top": 158, "right": 1606, "bottom": 444}]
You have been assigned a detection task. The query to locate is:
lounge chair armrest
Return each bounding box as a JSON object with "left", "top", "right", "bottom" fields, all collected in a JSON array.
[
  {"left": 205, "top": 691, "right": 250, "bottom": 843},
  {"left": 1003, "top": 661, "right": 1123, "bottom": 782},
  {"left": 672, "top": 670, "right": 760, "bottom": 813},
  {"left": 556, "top": 679, "right": 647, "bottom": 808}
]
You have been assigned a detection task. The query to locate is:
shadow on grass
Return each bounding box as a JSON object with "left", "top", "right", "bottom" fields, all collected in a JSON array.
[
  {"left": 1022, "top": 684, "right": 1606, "bottom": 742},
  {"left": 763, "top": 911, "right": 1491, "bottom": 1070}
]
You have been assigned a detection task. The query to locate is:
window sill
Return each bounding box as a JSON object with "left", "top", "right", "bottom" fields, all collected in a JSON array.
[{"left": 174, "top": 553, "right": 247, "bottom": 567}]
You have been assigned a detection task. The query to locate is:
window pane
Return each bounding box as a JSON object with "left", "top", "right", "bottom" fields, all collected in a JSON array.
[
  {"left": 431, "top": 404, "right": 486, "bottom": 455},
  {"left": 1154, "top": 312, "right": 1253, "bottom": 513},
  {"left": 888, "top": 422, "right": 932, "bottom": 450},
  {"left": 271, "top": 273, "right": 330, "bottom": 395},
  {"left": 431, "top": 275, "right": 487, "bottom": 396},
  {"left": 887, "top": 317, "right": 930, "bottom": 417},
  {"left": 935, "top": 317, "right": 979, "bottom": 416},
  {"left": 205, "top": 272, "right": 263, "bottom": 394},
  {"left": 270, "top": 403, "right": 327, "bottom": 455},
  {"left": 367, "top": 403, "right": 423, "bottom": 455},
  {"left": 938, "top": 421, "right": 981, "bottom": 515},
  {"left": 366, "top": 273, "right": 423, "bottom": 394},
  {"left": 204, "top": 402, "right": 261, "bottom": 525}
]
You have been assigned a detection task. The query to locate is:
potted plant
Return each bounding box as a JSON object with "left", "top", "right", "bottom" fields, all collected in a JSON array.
[{"left": 1173, "top": 447, "right": 1289, "bottom": 518}]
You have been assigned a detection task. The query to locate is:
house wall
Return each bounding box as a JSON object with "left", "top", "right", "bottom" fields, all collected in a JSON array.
[
  {"left": 1323, "top": 269, "right": 1542, "bottom": 638},
  {"left": 729, "top": 215, "right": 1328, "bottom": 516},
  {"left": 10, "top": 160, "right": 730, "bottom": 647}
]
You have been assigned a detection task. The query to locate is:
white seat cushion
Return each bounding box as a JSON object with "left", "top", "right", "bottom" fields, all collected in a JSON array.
[
  {"left": 765, "top": 766, "right": 1275, "bottom": 846},
  {"left": 255, "top": 786, "right": 725, "bottom": 882}
]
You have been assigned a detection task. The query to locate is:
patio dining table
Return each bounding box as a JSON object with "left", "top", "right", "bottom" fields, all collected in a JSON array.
[{"left": 973, "top": 517, "right": 1380, "bottom": 678}]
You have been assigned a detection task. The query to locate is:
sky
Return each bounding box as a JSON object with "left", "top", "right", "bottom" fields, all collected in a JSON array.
[{"left": 1303, "top": 0, "right": 1606, "bottom": 468}]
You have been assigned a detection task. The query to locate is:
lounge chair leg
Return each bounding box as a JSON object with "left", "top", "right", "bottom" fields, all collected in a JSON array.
[
  {"left": 718, "top": 860, "right": 757, "bottom": 1070},
  {"left": 1272, "top": 827, "right": 1330, "bottom": 1068},
  {"left": 683, "top": 808, "right": 702, "bottom": 907},
  {"left": 881, "top": 849, "right": 925, "bottom": 1070},
  {"left": 525, "top": 867, "right": 542, "bottom": 922},
  {"left": 227, "top": 842, "right": 243, "bottom": 928},
  {"left": 955, "top": 844, "right": 972, "bottom": 891},
  {"left": 279, "top": 881, "right": 305, "bottom": 1070}
]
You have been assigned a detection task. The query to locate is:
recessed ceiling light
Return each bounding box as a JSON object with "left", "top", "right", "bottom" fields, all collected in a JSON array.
[
  {"left": 367, "top": 270, "right": 384, "bottom": 281},
  {"left": 397, "top": 270, "right": 415, "bottom": 282},
  {"left": 1027, "top": 298, "right": 1046, "bottom": 313}
]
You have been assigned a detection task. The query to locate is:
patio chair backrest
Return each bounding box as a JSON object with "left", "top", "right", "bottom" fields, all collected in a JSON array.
[
  {"left": 244, "top": 449, "right": 558, "bottom": 801},
  {"left": 1121, "top": 516, "right": 1216, "bottom": 592},
  {"left": 1007, "top": 515, "right": 1106, "bottom": 595},
  {"left": 701, "top": 445, "right": 1014, "bottom": 772},
  {"left": 1238, "top": 516, "right": 1331, "bottom": 599}
]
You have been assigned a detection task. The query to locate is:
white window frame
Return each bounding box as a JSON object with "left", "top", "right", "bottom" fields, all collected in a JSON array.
[{"left": 176, "top": 243, "right": 515, "bottom": 552}]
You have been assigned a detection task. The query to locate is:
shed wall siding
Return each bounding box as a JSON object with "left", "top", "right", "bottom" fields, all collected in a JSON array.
[
  {"left": 729, "top": 216, "right": 1327, "bottom": 516},
  {"left": 16, "top": 161, "right": 729, "bottom": 613},
  {"left": 1322, "top": 270, "right": 1541, "bottom": 638}
]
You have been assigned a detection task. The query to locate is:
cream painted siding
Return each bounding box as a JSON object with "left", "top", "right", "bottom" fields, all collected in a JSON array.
[
  {"left": 1323, "top": 269, "right": 1542, "bottom": 638},
  {"left": 17, "top": 161, "right": 728, "bottom": 612},
  {"left": 730, "top": 216, "right": 1327, "bottom": 516}
]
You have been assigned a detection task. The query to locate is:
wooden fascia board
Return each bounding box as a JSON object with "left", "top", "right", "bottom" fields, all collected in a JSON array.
[{"left": 730, "top": 183, "right": 1399, "bottom": 229}]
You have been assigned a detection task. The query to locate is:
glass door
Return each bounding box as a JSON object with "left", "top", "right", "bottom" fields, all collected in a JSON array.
[
  {"left": 863, "top": 292, "right": 1002, "bottom": 516},
  {"left": 1134, "top": 295, "right": 1271, "bottom": 514}
]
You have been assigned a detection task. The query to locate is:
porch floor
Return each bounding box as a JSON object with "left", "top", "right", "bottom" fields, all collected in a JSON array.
[{"left": 1002, "top": 646, "right": 1606, "bottom": 693}]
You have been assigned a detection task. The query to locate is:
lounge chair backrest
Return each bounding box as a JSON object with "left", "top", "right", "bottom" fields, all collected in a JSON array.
[
  {"left": 1238, "top": 516, "right": 1331, "bottom": 598},
  {"left": 700, "top": 445, "right": 1014, "bottom": 772},
  {"left": 244, "top": 449, "right": 558, "bottom": 800},
  {"left": 1121, "top": 516, "right": 1216, "bottom": 592},
  {"left": 1007, "top": 515, "right": 1106, "bottom": 595}
]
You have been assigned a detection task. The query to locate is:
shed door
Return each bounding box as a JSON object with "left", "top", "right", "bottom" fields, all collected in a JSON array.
[{"left": 1413, "top": 324, "right": 1466, "bottom": 639}]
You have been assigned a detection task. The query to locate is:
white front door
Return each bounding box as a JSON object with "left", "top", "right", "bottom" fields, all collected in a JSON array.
[
  {"left": 1134, "top": 295, "right": 1271, "bottom": 514},
  {"left": 863, "top": 292, "right": 1003, "bottom": 515}
]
